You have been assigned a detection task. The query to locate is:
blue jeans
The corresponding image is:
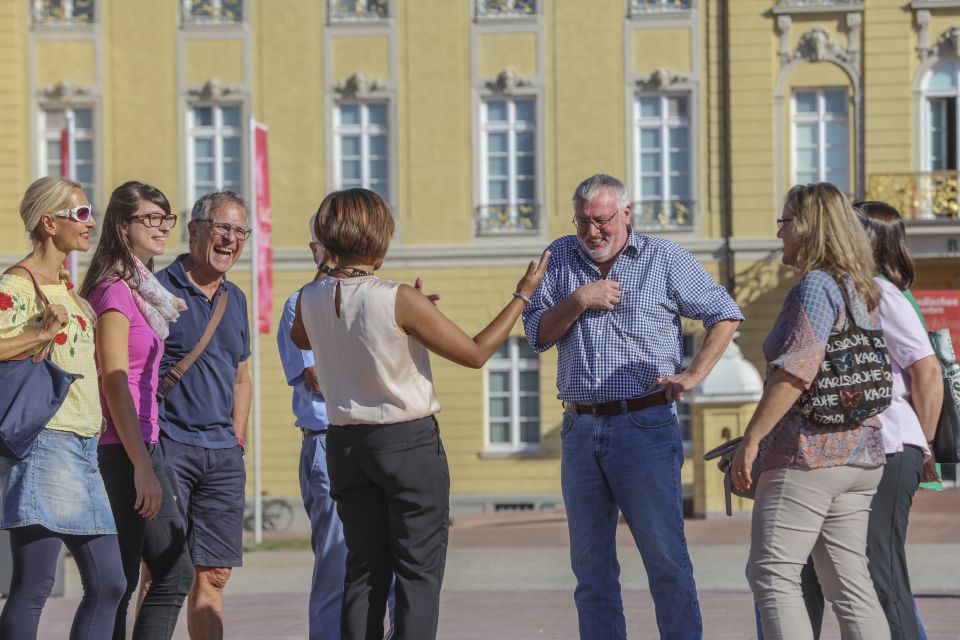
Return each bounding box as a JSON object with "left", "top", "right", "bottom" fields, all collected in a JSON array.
[{"left": 561, "top": 404, "right": 702, "bottom": 640}]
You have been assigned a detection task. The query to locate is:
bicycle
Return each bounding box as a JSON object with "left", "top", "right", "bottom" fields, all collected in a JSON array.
[{"left": 243, "top": 494, "right": 295, "bottom": 533}]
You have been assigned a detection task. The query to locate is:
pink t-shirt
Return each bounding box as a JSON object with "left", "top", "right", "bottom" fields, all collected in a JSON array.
[
  {"left": 875, "top": 277, "right": 934, "bottom": 456},
  {"left": 88, "top": 276, "right": 163, "bottom": 444}
]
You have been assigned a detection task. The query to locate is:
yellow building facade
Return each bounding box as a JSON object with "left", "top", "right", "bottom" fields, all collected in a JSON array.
[{"left": 1, "top": 0, "right": 958, "bottom": 513}]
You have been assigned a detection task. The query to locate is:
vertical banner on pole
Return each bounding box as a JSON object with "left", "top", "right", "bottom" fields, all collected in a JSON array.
[{"left": 253, "top": 123, "right": 273, "bottom": 333}]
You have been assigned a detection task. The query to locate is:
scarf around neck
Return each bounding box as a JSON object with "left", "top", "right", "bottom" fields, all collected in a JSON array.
[{"left": 125, "top": 257, "right": 185, "bottom": 340}]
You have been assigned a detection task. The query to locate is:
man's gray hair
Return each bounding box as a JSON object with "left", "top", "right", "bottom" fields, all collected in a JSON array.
[
  {"left": 190, "top": 190, "right": 249, "bottom": 222},
  {"left": 572, "top": 174, "right": 630, "bottom": 213},
  {"left": 307, "top": 213, "right": 318, "bottom": 243}
]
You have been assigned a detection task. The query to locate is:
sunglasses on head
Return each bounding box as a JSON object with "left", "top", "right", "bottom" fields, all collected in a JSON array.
[{"left": 52, "top": 204, "right": 93, "bottom": 223}]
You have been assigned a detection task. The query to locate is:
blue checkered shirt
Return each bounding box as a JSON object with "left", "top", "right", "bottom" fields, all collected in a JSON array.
[{"left": 522, "top": 233, "right": 744, "bottom": 403}]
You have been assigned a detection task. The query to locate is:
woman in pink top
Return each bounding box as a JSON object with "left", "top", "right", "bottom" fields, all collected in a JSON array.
[
  {"left": 80, "top": 181, "right": 193, "bottom": 639},
  {"left": 856, "top": 201, "right": 942, "bottom": 640}
]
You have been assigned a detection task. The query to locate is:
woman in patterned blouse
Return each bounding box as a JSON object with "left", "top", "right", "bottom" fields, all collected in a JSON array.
[{"left": 731, "top": 182, "right": 890, "bottom": 640}]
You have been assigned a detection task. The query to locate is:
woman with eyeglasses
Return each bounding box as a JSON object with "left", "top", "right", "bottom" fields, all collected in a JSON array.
[
  {"left": 78, "top": 181, "right": 193, "bottom": 639},
  {"left": 0, "top": 177, "right": 126, "bottom": 639},
  {"left": 731, "top": 183, "right": 890, "bottom": 640}
]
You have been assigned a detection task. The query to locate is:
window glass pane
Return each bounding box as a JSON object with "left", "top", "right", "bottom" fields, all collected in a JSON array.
[
  {"left": 642, "top": 176, "right": 661, "bottom": 197},
  {"left": 339, "top": 105, "right": 360, "bottom": 126},
  {"left": 492, "top": 343, "right": 510, "bottom": 360},
  {"left": 194, "top": 138, "right": 214, "bottom": 159},
  {"left": 669, "top": 127, "right": 688, "bottom": 149},
  {"left": 370, "top": 158, "right": 388, "bottom": 180},
  {"left": 75, "top": 140, "right": 93, "bottom": 160},
  {"left": 489, "top": 397, "right": 510, "bottom": 418},
  {"left": 516, "top": 155, "right": 535, "bottom": 176},
  {"left": 73, "top": 109, "right": 93, "bottom": 130},
  {"left": 794, "top": 91, "right": 817, "bottom": 113},
  {"left": 670, "top": 151, "right": 689, "bottom": 175},
  {"left": 195, "top": 162, "right": 215, "bottom": 183},
  {"left": 928, "top": 62, "right": 957, "bottom": 90},
  {"left": 487, "top": 156, "right": 508, "bottom": 177},
  {"left": 517, "top": 340, "right": 536, "bottom": 359},
  {"left": 795, "top": 148, "right": 817, "bottom": 170},
  {"left": 222, "top": 137, "right": 241, "bottom": 158},
  {"left": 641, "top": 153, "right": 660, "bottom": 173},
  {"left": 520, "top": 421, "right": 540, "bottom": 443},
  {"left": 340, "top": 136, "right": 361, "bottom": 157},
  {"left": 825, "top": 122, "right": 847, "bottom": 148},
  {"left": 795, "top": 123, "right": 817, "bottom": 146},
  {"left": 515, "top": 99, "right": 535, "bottom": 123},
  {"left": 367, "top": 103, "right": 388, "bottom": 126},
  {"left": 826, "top": 145, "right": 847, "bottom": 170},
  {"left": 489, "top": 372, "right": 509, "bottom": 393},
  {"left": 796, "top": 171, "right": 818, "bottom": 184},
  {"left": 46, "top": 141, "right": 61, "bottom": 171},
  {"left": 516, "top": 132, "right": 535, "bottom": 153},
  {"left": 639, "top": 97, "right": 660, "bottom": 118},
  {"left": 670, "top": 175, "right": 689, "bottom": 199},
  {"left": 490, "top": 421, "right": 510, "bottom": 444},
  {"left": 826, "top": 169, "right": 848, "bottom": 191},
  {"left": 75, "top": 163, "right": 93, "bottom": 183},
  {"left": 667, "top": 97, "right": 687, "bottom": 118},
  {"left": 371, "top": 182, "right": 389, "bottom": 200},
  {"left": 486, "top": 101, "right": 507, "bottom": 122},
  {"left": 221, "top": 106, "right": 241, "bottom": 128},
  {"left": 487, "top": 132, "right": 507, "bottom": 154},
  {"left": 824, "top": 91, "right": 846, "bottom": 115},
  {"left": 341, "top": 160, "right": 361, "bottom": 181},
  {"left": 487, "top": 179, "right": 508, "bottom": 201},
  {"left": 519, "top": 371, "right": 538, "bottom": 392},
  {"left": 517, "top": 179, "right": 535, "bottom": 200},
  {"left": 520, "top": 396, "right": 539, "bottom": 418},
  {"left": 223, "top": 160, "right": 241, "bottom": 183},
  {"left": 195, "top": 185, "right": 211, "bottom": 201},
  {"left": 193, "top": 107, "right": 213, "bottom": 127},
  {"left": 640, "top": 129, "right": 661, "bottom": 149},
  {"left": 369, "top": 135, "right": 388, "bottom": 157}
]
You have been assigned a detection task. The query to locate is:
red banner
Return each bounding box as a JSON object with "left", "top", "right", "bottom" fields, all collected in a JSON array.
[
  {"left": 915, "top": 290, "right": 960, "bottom": 356},
  {"left": 254, "top": 123, "right": 273, "bottom": 334},
  {"left": 60, "top": 129, "right": 69, "bottom": 176}
]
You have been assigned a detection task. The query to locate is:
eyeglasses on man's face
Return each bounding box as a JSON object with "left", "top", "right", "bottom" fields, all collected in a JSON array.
[
  {"left": 776, "top": 217, "right": 795, "bottom": 231},
  {"left": 52, "top": 204, "right": 93, "bottom": 223},
  {"left": 133, "top": 213, "right": 178, "bottom": 229},
  {"left": 196, "top": 218, "right": 252, "bottom": 241},
  {"left": 572, "top": 214, "right": 619, "bottom": 232}
]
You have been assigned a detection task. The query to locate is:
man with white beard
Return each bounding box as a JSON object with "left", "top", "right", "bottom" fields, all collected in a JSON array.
[{"left": 521, "top": 173, "right": 743, "bottom": 640}]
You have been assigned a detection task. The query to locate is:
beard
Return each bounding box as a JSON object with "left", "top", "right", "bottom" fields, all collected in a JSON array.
[{"left": 579, "top": 236, "right": 616, "bottom": 262}]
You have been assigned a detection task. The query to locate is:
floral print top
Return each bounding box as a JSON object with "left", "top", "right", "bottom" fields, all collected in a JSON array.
[
  {"left": 0, "top": 274, "right": 102, "bottom": 438},
  {"left": 760, "top": 270, "right": 886, "bottom": 471}
]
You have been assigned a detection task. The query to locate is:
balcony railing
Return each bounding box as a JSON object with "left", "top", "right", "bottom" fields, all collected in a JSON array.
[
  {"left": 866, "top": 172, "right": 960, "bottom": 222},
  {"left": 632, "top": 199, "right": 696, "bottom": 231},
  {"left": 328, "top": 0, "right": 390, "bottom": 22},
  {"left": 476, "top": 203, "right": 540, "bottom": 235},
  {"left": 476, "top": 0, "right": 537, "bottom": 19},
  {"left": 33, "top": 0, "right": 95, "bottom": 24},
  {"left": 775, "top": 0, "right": 861, "bottom": 8},
  {"left": 629, "top": 0, "right": 694, "bottom": 15},
  {"left": 181, "top": 0, "right": 244, "bottom": 24}
]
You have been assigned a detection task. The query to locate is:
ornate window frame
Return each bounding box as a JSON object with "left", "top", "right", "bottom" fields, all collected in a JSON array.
[
  {"left": 483, "top": 337, "right": 542, "bottom": 455},
  {"left": 773, "top": 10, "right": 863, "bottom": 207},
  {"left": 332, "top": 73, "right": 394, "bottom": 205},
  {"left": 327, "top": 0, "right": 392, "bottom": 25}
]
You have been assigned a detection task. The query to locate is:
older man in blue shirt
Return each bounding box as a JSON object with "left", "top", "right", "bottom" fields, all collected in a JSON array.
[{"left": 522, "top": 174, "right": 743, "bottom": 640}]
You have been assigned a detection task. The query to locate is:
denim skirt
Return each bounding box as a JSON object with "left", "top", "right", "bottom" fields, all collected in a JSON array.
[{"left": 0, "top": 428, "right": 117, "bottom": 535}]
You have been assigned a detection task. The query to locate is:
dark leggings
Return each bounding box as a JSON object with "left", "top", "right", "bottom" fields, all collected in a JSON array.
[
  {"left": 98, "top": 443, "right": 194, "bottom": 640},
  {"left": 0, "top": 525, "right": 126, "bottom": 640}
]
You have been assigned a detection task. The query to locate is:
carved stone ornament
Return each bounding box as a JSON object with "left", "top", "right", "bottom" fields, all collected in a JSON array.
[
  {"left": 793, "top": 28, "right": 851, "bottom": 64},
  {"left": 932, "top": 26, "right": 960, "bottom": 60},
  {"left": 485, "top": 69, "right": 532, "bottom": 95},
  {"left": 187, "top": 78, "right": 244, "bottom": 102},
  {"left": 333, "top": 72, "right": 388, "bottom": 99},
  {"left": 39, "top": 81, "right": 91, "bottom": 102},
  {"left": 635, "top": 68, "right": 695, "bottom": 91}
]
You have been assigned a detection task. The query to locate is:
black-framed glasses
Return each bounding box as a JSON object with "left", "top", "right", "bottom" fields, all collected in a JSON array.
[
  {"left": 133, "top": 213, "right": 178, "bottom": 229},
  {"left": 52, "top": 204, "right": 93, "bottom": 223},
  {"left": 776, "top": 217, "right": 794, "bottom": 231},
  {"left": 572, "top": 214, "right": 617, "bottom": 232},
  {"left": 196, "top": 218, "right": 252, "bottom": 240}
]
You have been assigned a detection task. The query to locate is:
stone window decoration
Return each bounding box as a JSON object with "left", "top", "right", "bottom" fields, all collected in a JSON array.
[
  {"left": 181, "top": 0, "right": 244, "bottom": 23},
  {"left": 486, "top": 338, "right": 541, "bottom": 451},
  {"left": 628, "top": 0, "right": 694, "bottom": 16},
  {"left": 32, "top": 0, "right": 95, "bottom": 24},
  {"left": 475, "top": 0, "right": 537, "bottom": 19},
  {"left": 328, "top": 0, "right": 390, "bottom": 22}
]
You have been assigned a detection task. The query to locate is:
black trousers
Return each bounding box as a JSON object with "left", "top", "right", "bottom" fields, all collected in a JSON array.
[
  {"left": 327, "top": 416, "right": 450, "bottom": 640},
  {"left": 867, "top": 446, "right": 924, "bottom": 640}
]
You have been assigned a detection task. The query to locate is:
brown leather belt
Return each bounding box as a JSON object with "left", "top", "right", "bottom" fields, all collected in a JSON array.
[{"left": 562, "top": 390, "right": 669, "bottom": 416}]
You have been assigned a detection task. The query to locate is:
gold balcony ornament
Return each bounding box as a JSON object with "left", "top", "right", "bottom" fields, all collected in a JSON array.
[
  {"left": 866, "top": 171, "right": 960, "bottom": 221},
  {"left": 476, "top": 0, "right": 537, "bottom": 18}
]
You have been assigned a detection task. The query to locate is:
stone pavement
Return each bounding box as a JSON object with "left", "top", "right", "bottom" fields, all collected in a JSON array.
[{"left": 9, "top": 491, "right": 960, "bottom": 639}]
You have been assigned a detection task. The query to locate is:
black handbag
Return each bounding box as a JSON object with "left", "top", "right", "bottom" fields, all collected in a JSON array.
[
  {"left": 703, "top": 437, "right": 761, "bottom": 516},
  {"left": 794, "top": 277, "right": 893, "bottom": 426},
  {"left": 929, "top": 329, "right": 960, "bottom": 463},
  {"left": 0, "top": 268, "right": 79, "bottom": 461}
]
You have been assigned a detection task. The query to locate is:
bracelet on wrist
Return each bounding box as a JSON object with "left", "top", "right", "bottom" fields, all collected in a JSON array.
[
  {"left": 237, "top": 436, "right": 246, "bottom": 451},
  {"left": 512, "top": 291, "right": 531, "bottom": 304}
]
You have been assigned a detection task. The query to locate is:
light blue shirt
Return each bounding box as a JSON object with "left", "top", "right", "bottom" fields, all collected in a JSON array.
[{"left": 277, "top": 290, "right": 328, "bottom": 431}]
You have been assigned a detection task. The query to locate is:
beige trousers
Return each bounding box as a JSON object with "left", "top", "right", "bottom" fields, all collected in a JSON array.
[{"left": 747, "top": 465, "right": 890, "bottom": 640}]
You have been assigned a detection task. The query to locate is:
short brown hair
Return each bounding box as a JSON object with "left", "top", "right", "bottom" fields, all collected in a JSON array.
[{"left": 314, "top": 189, "right": 394, "bottom": 263}]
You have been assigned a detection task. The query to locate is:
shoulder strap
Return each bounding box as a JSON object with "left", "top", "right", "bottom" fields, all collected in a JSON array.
[
  {"left": 157, "top": 290, "right": 229, "bottom": 398},
  {"left": 3, "top": 265, "right": 55, "bottom": 362}
]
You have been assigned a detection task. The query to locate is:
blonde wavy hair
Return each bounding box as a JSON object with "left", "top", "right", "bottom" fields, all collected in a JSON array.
[{"left": 784, "top": 182, "right": 880, "bottom": 310}]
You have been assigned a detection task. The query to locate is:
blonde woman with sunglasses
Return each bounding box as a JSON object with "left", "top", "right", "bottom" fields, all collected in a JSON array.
[{"left": 0, "top": 177, "right": 126, "bottom": 639}]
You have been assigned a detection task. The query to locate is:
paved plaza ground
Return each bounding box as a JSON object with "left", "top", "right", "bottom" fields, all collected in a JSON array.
[{"left": 8, "top": 490, "right": 960, "bottom": 638}]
